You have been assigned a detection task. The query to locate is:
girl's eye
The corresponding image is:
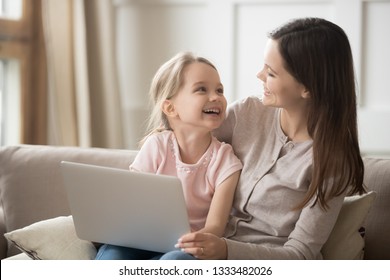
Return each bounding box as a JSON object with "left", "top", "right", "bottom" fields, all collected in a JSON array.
[
  {"left": 197, "top": 86, "right": 207, "bottom": 92},
  {"left": 217, "top": 88, "right": 224, "bottom": 95}
]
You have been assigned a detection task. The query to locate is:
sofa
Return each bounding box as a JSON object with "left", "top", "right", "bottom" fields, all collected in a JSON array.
[{"left": 0, "top": 144, "right": 389, "bottom": 260}]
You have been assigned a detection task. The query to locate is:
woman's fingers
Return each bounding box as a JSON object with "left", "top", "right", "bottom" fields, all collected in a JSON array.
[
  {"left": 175, "top": 232, "right": 208, "bottom": 259},
  {"left": 175, "top": 233, "right": 227, "bottom": 259},
  {"left": 178, "top": 232, "right": 206, "bottom": 243}
]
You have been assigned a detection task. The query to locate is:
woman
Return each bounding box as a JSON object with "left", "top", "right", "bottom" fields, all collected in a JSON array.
[{"left": 165, "top": 17, "right": 365, "bottom": 260}]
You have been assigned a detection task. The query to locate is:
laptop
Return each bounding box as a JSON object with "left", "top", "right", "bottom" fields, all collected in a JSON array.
[{"left": 60, "top": 161, "right": 191, "bottom": 253}]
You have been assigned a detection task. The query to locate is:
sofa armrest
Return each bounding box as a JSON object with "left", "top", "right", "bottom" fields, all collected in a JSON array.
[
  {"left": 0, "top": 206, "right": 7, "bottom": 259},
  {"left": 0, "top": 144, "right": 137, "bottom": 258},
  {"left": 362, "top": 157, "right": 390, "bottom": 259}
]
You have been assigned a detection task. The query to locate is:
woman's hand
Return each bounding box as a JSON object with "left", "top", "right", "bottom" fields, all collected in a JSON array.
[{"left": 175, "top": 231, "right": 228, "bottom": 260}]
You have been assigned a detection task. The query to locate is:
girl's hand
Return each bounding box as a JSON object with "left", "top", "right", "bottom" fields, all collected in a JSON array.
[{"left": 175, "top": 232, "right": 227, "bottom": 259}]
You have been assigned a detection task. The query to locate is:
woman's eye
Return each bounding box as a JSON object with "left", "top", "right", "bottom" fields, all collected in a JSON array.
[{"left": 267, "top": 70, "right": 275, "bottom": 77}]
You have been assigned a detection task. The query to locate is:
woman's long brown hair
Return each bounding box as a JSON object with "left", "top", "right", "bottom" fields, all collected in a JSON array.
[{"left": 269, "top": 18, "right": 365, "bottom": 209}]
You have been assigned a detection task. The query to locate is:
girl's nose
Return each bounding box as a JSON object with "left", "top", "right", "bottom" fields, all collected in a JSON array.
[{"left": 209, "top": 91, "right": 221, "bottom": 101}]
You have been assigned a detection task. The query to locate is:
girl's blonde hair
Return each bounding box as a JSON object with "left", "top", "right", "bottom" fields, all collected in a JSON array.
[{"left": 140, "top": 52, "right": 217, "bottom": 146}]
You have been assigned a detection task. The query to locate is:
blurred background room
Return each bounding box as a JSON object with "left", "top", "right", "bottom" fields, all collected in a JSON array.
[{"left": 1, "top": 0, "right": 389, "bottom": 157}]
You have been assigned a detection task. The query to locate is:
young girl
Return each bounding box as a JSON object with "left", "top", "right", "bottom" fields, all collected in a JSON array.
[{"left": 95, "top": 52, "right": 242, "bottom": 260}]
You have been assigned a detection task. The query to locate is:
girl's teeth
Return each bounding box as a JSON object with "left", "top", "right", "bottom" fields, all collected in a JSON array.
[{"left": 204, "top": 109, "right": 219, "bottom": 114}]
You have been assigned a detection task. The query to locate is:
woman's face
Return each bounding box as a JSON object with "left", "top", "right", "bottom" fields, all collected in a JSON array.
[{"left": 257, "top": 39, "right": 309, "bottom": 111}]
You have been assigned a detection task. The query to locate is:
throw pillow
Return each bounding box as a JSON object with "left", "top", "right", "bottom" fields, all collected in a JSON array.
[
  {"left": 321, "top": 191, "right": 376, "bottom": 259},
  {"left": 4, "top": 216, "right": 97, "bottom": 260}
]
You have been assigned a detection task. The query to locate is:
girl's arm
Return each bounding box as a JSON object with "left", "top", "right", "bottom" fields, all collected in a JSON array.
[{"left": 196, "top": 170, "right": 240, "bottom": 237}]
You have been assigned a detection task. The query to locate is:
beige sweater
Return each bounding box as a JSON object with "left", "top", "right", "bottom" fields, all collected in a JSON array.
[{"left": 213, "top": 96, "right": 345, "bottom": 259}]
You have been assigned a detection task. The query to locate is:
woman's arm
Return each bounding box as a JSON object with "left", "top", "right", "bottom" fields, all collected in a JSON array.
[
  {"left": 223, "top": 192, "right": 345, "bottom": 259},
  {"left": 212, "top": 99, "right": 240, "bottom": 144},
  {"left": 177, "top": 192, "right": 345, "bottom": 260}
]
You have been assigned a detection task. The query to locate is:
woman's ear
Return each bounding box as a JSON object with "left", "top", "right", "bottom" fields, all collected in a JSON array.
[
  {"left": 162, "top": 100, "right": 176, "bottom": 116},
  {"left": 302, "top": 89, "right": 310, "bottom": 99}
]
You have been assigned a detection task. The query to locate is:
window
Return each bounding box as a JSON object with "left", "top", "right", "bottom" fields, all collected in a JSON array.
[
  {"left": 0, "top": 0, "right": 22, "bottom": 145},
  {"left": 0, "top": 0, "right": 46, "bottom": 145},
  {"left": 0, "top": 0, "right": 23, "bottom": 20},
  {"left": 0, "top": 59, "right": 21, "bottom": 145}
]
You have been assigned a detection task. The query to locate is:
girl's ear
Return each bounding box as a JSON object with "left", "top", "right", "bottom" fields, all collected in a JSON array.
[{"left": 162, "top": 100, "right": 176, "bottom": 116}]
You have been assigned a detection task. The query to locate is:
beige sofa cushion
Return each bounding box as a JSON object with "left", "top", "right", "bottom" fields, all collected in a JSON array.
[
  {"left": 0, "top": 145, "right": 136, "bottom": 258},
  {"left": 321, "top": 191, "right": 376, "bottom": 259},
  {"left": 4, "top": 216, "right": 96, "bottom": 260}
]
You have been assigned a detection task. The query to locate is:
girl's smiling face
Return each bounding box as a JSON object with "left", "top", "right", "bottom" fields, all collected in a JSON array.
[
  {"left": 165, "top": 62, "right": 227, "bottom": 133},
  {"left": 257, "top": 39, "right": 310, "bottom": 111}
]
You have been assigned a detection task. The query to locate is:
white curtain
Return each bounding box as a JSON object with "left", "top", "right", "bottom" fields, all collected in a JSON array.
[{"left": 42, "top": 0, "right": 124, "bottom": 148}]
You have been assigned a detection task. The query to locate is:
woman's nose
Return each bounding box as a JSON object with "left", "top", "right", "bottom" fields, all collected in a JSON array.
[{"left": 257, "top": 68, "right": 266, "bottom": 82}]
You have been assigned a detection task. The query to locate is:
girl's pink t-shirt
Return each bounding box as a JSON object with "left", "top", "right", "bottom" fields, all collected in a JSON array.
[{"left": 130, "top": 130, "right": 242, "bottom": 231}]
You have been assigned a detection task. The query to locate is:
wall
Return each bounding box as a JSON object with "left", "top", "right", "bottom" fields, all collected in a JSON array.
[{"left": 113, "top": 0, "right": 390, "bottom": 157}]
